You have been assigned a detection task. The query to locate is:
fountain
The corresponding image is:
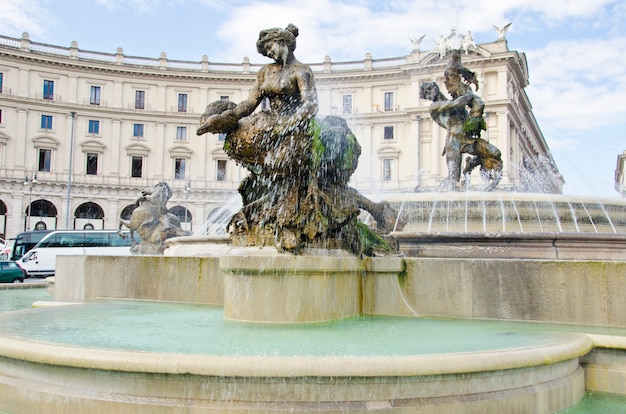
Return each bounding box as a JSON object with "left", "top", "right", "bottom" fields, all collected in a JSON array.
[{"left": 1, "top": 24, "right": 626, "bottom": 414}]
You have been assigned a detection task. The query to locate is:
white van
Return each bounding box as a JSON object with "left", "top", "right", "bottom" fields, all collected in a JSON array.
[{"left": 17, "top": 230, "right": 133, "bottom": 278}]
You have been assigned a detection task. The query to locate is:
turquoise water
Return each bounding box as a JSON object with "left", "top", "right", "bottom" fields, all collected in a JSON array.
[
  {"left": 558, "top": 392, "right": 626, "bottom": 413},
  {"left": 0, "top": 287, "right": 49, "bottom": 312},
  {"left": 1, "top": 289, "right": 626, "bottom": 412},
  {"left": 0, "top": 299, "right": 570, "bottom": 357}
]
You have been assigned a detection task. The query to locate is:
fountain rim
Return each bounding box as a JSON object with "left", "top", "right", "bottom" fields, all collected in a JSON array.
[
  {"left": 0, "top": 331, "right": 592, "bottom": 378},
  {"left": 369, "top": 191, "right": 626, "bottom": 205}
]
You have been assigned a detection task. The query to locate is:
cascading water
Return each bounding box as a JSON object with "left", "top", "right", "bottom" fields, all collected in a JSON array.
[
  {"left": 600, "top": 203, "right": 617, "bottom": 233},
  {"left": 393, "top": 200, "right": 405, "bottom": 232},
  {"left": 550, "top": 202, "right": 564, "bottom": 232},
  {"left": 567, "top": 202, "right": 581, "bottom": 233},
  {"left": 512, "top": 200, "right": 524, "bottom": 233},
  {"left": 195, "top": 195, "right": 242, "bottom": 236},
  {"left": 388, "top": 192, "right": 626, "bottom": 236},
  {"left": 427, "top": 199, "right": 438, "bottom": 232},
  {"left": 500, "top": 197, "right": 506, "bottom": 232},
  {"left": 479, "top": 199, "right": 485, "bottom": 231},
  {"left": 580, "top": 201, "right": 598, "bottom": 232}
]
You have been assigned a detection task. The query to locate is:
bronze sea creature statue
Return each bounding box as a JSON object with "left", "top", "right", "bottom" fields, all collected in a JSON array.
[{"left": 119, "top": 181, "right": 191, "bottom": 254}]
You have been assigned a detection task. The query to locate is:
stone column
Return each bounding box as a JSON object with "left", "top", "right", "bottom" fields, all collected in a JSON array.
[
  {"left": 9, "top": 193, "right": 25, "bottom": 236},
  {"left": 67, "top": 75, "right": 78, "bottom": 104},
  {"left": 14, "top": 109, "right": 28, "bottom": 169},
  {"left": 106, "top": 199, "right": 119, "bottom": 229},
  {"left": 110, "top": 119, "right": 121, "bottom": 175},
  {"left": 431, "top": 120, "right": 442, "bottom": 179}
]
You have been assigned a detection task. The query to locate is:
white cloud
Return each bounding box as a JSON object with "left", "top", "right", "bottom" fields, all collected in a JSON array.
[
  {"left": 207, "top": 0, "right": 624, "bottom": 63},
  {"left": 94, "top": 0, "right": 157, "bottom": 13},
  {"left": 210, "top": 0, "right": 503, "bottom": 62},
  {"left": 526, "top": 37, "right": 626, "bottom": 129},
  {"left": 0, "top": 0, "right": 49, "bottom": 38}
]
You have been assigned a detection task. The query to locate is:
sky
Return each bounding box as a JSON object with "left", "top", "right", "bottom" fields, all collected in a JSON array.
[{"left": 1, "top": 0, "right": 625, "bottom": 199}]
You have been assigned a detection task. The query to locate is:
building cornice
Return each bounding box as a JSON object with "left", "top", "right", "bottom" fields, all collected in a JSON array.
[{"left": 0, "top": 33, "right": 528, "bottom": 85}]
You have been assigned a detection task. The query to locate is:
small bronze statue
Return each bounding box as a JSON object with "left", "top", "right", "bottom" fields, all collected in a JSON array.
[{"left": 119, "top": 181, "right": 191, "bottom": 254}]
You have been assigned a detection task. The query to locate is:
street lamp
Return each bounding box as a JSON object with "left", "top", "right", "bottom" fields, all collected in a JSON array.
[
  {"left": 415, "top": 115, "right": 422, "bottom": 192},
  {"left": 23, "top": 172, "right": 38, "bottom": 231},
  {"left": 183, "top": 180, "right": 191, "bottom": 231},
  {"left": 65, "top": 111, "right": 76, "bottom": 229}
]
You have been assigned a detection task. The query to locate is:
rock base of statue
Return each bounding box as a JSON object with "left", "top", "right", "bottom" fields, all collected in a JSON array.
[{"left": 214, "top": 111, "right": 396, "bottom": 256}]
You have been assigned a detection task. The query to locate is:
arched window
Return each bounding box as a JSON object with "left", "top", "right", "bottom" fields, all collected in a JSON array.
[
  {"left": 25, "top": 199, "right": 57, "bottom": 231},
  {"left": 169, "top": 205, "right": 192, "bottom": 231},
  {"left": 120, "top": 204, "right": 136, "bottom": 220},
  {"left": 75, "top": 202, "right": 104, "bottom": 219},
  {"left": 26, "top": 199, "right": 57, "bottom": 217},
  {"left": 74, "top": 202, "right": 105, "bottom": 230}
]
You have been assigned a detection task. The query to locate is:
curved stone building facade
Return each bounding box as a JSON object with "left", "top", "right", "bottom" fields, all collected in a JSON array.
[{"left": 0, "top": 32, "right": 561, "bottom": 239}]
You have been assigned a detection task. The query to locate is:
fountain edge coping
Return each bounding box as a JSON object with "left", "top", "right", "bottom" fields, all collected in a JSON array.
[{"left": 0, "top": 332, "right": 592, "bottom": 378}]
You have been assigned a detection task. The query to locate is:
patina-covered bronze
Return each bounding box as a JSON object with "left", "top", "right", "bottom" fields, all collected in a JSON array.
[
  {"left": 197, "top": 24, "right": 400, "bottom": 255},
  {"left": 420, "top": 50, "right": 502, "bottom": 191}
]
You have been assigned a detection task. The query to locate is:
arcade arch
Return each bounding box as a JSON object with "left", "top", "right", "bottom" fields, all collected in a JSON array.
[
  {"left": 25, "top": 199, "right": 57, "bottom": 231},
  {"left": 169, "top": 205, "right": 192, "bottom": 232},
  {"left": 74, "top": 202, "right": 105, "bottom": 230}
]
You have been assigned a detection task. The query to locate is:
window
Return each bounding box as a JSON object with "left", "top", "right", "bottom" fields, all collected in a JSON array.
[
  {"left": 384, "top": 92, "right": 394, "bottom": 111},
  {"left": 342, "top": 95, "right": 352, "bottom": 114},
  {"left": 86, "top": 153, "right": 98, "bottom": 175},
  {"left": 218, "top": 133, "right": 226, "bottom": 142},
  {"left": 0, "top": 109, "right": 2, "bottom": 124},
  {"left": 174, "top": 158, "right": 186, "bottom": 180},
  {"left": 178, "top": 94, "right": 188, "bottom": 112},
  {"left": 176, "top": 126, "right": 187, "bottom": 141},
  {"left": 384, "top": 126, "right": 394, "bottom": 140},
  {"left": 88, "top": 120, "right": 100, "bottom": 134},
  {"left": 135, "top": 90, "right": 145, "bottom": 109},
  {"left": 217, "top": 159, "right": 227, "bottom": 181},
  {"left": 382, "top": 158, "right": 394, "bottom": 182},
  {"left": 90, "top": 86, "right": 101, "bottom": 105},
  {"left": 131, "top": 156, "right": 143, "bottom": 178},
  {"left": 220, "top": 95, "right": 229, "bottom": 101},
  {"left": 38, "top": 149, "right": 51, "bottom": 172},
  {"left": 0, "top": 73, "right": 3, "bottom": 93},
  {"left": 43, "top": 80, "right": 54, "bottom": 100},
  {"left": 41, "top": 115, "right": 53, "bottom": 130},
  {"left": 133, "top": 123, "right": 144, "bottom": 138}
]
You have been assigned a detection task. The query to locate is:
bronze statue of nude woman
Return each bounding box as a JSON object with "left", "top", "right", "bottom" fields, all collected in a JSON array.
[{"left": 197, "top": 24, "right": 401, "bottom": 255}]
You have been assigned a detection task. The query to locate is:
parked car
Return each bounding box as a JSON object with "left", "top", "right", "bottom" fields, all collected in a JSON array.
[
  {"left": 0, "top": 261, "right": 26, "bottom": 283},
  {"left": 0, "top": 238, "right": 11, "bottom": 261}
]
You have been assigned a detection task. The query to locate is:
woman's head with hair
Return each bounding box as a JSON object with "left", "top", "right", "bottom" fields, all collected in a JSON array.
[
  {"left": 419, "top": 81, "right": 441, "bottom": 101},
  {"left": 256, "top": 23, "right": 299, "bottom": 58}
]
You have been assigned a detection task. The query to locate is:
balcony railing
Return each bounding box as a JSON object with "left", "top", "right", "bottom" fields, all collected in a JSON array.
[{"left": 0, "top": 33, "right": 419, "bottom": 75}]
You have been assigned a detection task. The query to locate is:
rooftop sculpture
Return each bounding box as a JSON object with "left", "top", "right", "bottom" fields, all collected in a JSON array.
[{"left": 197, "top": 24, "right": 400, "bottom": 255}]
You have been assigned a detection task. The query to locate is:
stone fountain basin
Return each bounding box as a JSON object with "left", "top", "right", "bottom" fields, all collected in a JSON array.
[
  {"left": 0, "top": 300, "right": 591, "bottom": 413},
  {"left": 12, "top": 249, "right": 626, "bottom": 412}
]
